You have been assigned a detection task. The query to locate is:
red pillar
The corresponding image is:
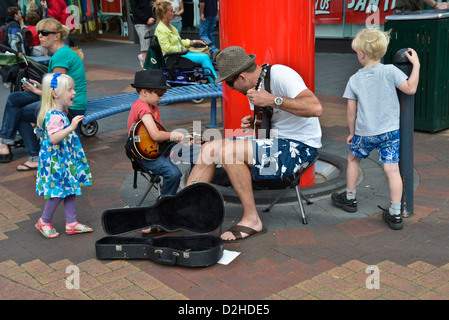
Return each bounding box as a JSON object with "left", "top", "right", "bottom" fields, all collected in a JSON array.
[
  {"left": 219, "top": 0, "right": 315, "bottom": 131},
  {"left": 219, "top": 0, "right": 316, "bottom": 185}
]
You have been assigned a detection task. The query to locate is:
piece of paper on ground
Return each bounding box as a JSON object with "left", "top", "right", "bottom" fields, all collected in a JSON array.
[{"left": 217, "top": 250, "right": 241, "bottom": 265}]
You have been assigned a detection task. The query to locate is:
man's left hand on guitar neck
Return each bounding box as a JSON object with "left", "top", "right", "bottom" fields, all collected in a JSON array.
[
  {"left": 246, "top": 87, "right": 278, "bottom": 109},
  {"left": 248, "top": 89, "right": 323, "bottom": 118}
]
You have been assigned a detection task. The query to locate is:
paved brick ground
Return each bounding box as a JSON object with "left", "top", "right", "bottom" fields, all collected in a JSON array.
[{"left": 0, "top": 44, "right": 448, "bottom": 301}]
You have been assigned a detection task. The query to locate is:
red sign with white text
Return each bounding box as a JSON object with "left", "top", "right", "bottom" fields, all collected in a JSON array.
[
  {"left": 101, "top": 0, "right": 122, "bottom": 15},
  {"left": 315, "top": 0, "right": 343, "bottom": 24},
  {"left": 315, "top": 0, "right": 396, "bottom": 24}
]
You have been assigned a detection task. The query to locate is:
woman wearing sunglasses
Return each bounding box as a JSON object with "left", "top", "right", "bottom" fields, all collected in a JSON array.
[{"left": 0, "top": 18, "right": 86, "bottom": 171}]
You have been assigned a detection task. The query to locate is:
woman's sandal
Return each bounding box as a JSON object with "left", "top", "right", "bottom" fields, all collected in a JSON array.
[
  {"left": 35, "top": 218, "right": 59, "bottom": 239},
  {"left": 66, "top": 222, "right": 93, "bottom": 235}
]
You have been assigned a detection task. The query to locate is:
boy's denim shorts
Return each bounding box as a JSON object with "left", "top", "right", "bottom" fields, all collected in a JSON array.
[
  {"left": 251, "top": 138, "right": 318, "bottom": 181},
  {"left": 350, "top": 130, "right": 400, "bottom": 163}
]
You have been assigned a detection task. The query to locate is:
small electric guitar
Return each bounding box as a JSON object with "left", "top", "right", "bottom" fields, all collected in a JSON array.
[
  {"left": 253, "top": 63, "right": 272, "bottom": 139},
  {"left": 129, "top": 120, "right": 175, "bottom": 161}
]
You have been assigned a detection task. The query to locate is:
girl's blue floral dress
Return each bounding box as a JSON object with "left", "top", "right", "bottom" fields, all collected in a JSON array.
[{"left": 36, "top": 110, "right": 92, "bottom": 200}]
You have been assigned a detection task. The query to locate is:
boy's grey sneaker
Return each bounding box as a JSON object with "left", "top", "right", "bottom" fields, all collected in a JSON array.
[
  {"left": 382, "top": 209, "right": 404, "bottom": 230},
  {"left": 331, "top": 191, "right": 357, "bottom": 213}
]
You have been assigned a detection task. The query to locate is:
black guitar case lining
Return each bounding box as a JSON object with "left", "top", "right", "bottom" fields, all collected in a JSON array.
[{"left": 96, "top": 183, "right": 225, "bottom": 267}]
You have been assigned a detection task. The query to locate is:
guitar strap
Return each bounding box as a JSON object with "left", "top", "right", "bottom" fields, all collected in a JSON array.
[{"left": 263, "top": 65, "right": 272, "bottom": 94}]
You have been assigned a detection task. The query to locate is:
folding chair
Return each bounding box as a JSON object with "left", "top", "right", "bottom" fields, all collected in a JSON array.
[
  {"left": 124, "top": 137, "right": 162, "bottom": 207},
  {"left": 263, "top": 154, "right": 319, "bottom": 224}
]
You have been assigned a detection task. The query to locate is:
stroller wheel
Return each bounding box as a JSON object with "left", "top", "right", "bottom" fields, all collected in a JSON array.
[
  {"left": 191, "top": 98, "right": 204, "bottom": 104},
  {"left": 80, "top": 121, "right": 99, "bottom": 137}
]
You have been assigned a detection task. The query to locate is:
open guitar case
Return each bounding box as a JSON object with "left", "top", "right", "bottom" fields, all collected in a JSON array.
[{"left": 95, "top": 183, "right": 225, "bottom": 267}]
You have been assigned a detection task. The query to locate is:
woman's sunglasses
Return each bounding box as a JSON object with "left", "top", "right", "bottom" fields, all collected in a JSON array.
[{"left": 38, "top": 30, "right": 58, "bottom": 36}]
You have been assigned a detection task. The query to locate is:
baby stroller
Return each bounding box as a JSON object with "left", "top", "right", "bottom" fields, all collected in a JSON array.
[
  {"left": 144, "top": 35, "right": 215, "bottom": 88},
  {"left": 0, "top": 44, "right": 48, "bottom": 93}
]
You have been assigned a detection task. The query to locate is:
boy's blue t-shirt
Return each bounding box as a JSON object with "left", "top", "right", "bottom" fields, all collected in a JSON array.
[
  {"left": 343, "top": 63, "right": 408, "bottom": 136},
  {"left": 48, "top": 45, "right": 87, "bottom": 110}
]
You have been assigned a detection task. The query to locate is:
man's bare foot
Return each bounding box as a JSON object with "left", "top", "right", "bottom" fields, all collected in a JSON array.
[{"left": 221, "top": 217, "right": 264, "bottom": 242}]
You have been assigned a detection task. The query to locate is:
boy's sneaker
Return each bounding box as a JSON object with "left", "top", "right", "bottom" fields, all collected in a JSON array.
[
  {"left": 382, "top": 209, "right": 404, "bottom": 230},
  {"left": 137, "top": 54, "right": 145, "bottom": 70},
  {"left": 331, "top": 191, "right": 357, "bottom": 213}
]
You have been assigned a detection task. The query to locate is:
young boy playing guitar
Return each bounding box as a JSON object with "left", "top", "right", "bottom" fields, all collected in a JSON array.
[{"left": 127, "top": 69, "right": 190, "bottom": 235}]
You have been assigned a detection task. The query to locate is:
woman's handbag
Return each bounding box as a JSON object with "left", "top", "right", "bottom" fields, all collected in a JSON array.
[{"left": 188, "top": 43, "right": 210, "bottom": 57}]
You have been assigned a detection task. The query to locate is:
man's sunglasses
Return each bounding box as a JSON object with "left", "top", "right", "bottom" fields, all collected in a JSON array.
[
  {"left": 225, "top": 73, "right": 240, "bottom": 87},
  {"left": 38, "top": 30, "right": 58, "bottom": 36}
]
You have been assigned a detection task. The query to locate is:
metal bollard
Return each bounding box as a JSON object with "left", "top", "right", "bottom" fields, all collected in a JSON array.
[{"left": 394, "top": 48, "right": 414, "bottom": 217}]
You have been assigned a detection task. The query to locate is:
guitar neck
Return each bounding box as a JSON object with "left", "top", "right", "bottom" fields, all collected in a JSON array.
[
  {"left": 255, "top": 63, "right": 268, "bottom": 91},
  {"left": 253, "top": 64, "right": 271, "bottom": 139}
]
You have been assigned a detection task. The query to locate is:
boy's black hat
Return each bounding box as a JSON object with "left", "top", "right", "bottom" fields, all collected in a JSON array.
[{"left": 131, "top": 69, "right": 170, "bottom": 89}]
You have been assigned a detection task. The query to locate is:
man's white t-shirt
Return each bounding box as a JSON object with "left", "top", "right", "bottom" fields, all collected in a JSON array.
[{"left": 249, "top": 64, "right": 322, "bottom": 148}]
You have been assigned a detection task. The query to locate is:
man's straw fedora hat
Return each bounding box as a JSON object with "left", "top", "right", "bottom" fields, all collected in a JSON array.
[{"left": 215, "top": 46, "right": 256, "bottom": 83}]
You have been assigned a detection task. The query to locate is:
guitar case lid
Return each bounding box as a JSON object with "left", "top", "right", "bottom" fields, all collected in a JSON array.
[
  {"left": 96, "top": 183, "right": 225, "bottom": 267},
  {"left": 101, "top": 182, "right": 224, "bottom": 235}
]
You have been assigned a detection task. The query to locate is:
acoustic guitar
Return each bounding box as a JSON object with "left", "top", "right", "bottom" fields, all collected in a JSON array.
[
  {"left": 129, "top": 120, "right": 175, "bottom": 161},
  {"left": 253, "top": 63, "right": 273, "bottom": 139}
]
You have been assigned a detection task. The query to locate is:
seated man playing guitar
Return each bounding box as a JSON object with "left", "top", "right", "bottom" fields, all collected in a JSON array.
[
  {"left": 127, "top": 69, "right": 190, "bottom": 235},
  {"left": 186, "top": 46, "right": 323, "bottom": 242}
]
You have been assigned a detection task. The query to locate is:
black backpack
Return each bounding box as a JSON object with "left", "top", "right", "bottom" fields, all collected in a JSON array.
[
  {"left": 0, "top": 21, "right": 15, "bottom": 52},
  {"left": 0, "top": 22, "right": 33, "bottom": 55},
  {"left": 16, "top": 28, "right": 33, "bottom": 56}
]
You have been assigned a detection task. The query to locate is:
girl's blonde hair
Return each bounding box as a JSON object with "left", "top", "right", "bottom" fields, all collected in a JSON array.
[
  {"left": 352, "top": 28, "right": 391, "bottom": 61},
  {"left": 36, "top": 73, "right": 73, "bottom": 130}
]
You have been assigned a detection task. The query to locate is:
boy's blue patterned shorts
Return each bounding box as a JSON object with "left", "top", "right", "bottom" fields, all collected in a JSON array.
[
  {"left": 251, "top": 138, "right": 318, "bottom": 181},
  {"left": 350, "top": 130, "right": 400, "bottom": 163}
]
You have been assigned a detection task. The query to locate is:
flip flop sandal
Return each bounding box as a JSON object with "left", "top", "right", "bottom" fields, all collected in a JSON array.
[
  {"left": 16, "top": 162, "right": 38, "bottom": 171},
  {"left": 35, "top": 219, "right": 59, "bottom": 239},
  {"left": 223, "top": 225, "right": 267, "bottom": 243},
  {"left": 66, "top": 222, "right": 93, "bottom": 235}
]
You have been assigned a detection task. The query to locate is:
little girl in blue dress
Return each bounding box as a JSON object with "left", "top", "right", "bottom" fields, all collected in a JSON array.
[{"left": 35, "top": 73, "right": 93, "bottom": 238}]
